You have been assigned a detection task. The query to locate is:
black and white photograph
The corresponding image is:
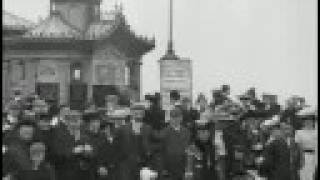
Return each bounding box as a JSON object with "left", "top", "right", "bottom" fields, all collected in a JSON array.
[{"left": 2, "top": 0, "right": 318, "bottom": 180}]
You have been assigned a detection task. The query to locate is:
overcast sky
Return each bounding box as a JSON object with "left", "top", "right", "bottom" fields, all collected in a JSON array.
[{"left": 4, "top": 0, "right": 318, "bottom": 106}]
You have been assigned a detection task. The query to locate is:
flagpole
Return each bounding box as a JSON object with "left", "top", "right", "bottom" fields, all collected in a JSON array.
[
  {"left": 168, "top": 0, "right": 173, "bottom": 53},
  {"left": 162, "top": 0, "right": 178, "bottom": 60}
]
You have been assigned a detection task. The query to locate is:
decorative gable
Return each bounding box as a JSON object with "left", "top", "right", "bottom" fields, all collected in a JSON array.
[
  {"left": 85, "top": 22, "right": 116, "bottom": 40},
  {"left": 24, "top": 11, "right": 82, "bottom": 38},
  {"left": 93, "top": 45, "right": 128, "bottom": 61}
]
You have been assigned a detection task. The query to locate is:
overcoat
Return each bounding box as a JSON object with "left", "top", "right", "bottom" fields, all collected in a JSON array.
[
  {"left": 113, "top": 123, "right": 146, "bottom": 180},
  {"left": 159, "top": 126, "right": 191, "bottom": 180},
  {"left": 49, "top": 124, "right": 96, "bottom": 180},
  {"left": 260, "top": 138, "right": 291, "bottom": 180}
]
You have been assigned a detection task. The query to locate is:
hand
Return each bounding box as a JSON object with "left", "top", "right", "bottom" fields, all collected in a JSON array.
[
  {"left": 184, "top": 172, "right": 193, "bottom": 179},
  {"left": 98, "top": 167, "right": 108, "bottom": 176},
  {"left": 255, "top": 156, "right": 264, "bottom": 165},
  {"left": 2, "top": 145, "right": 7, "bottom": 155},
  {"left": 3, "top": 174, "right": 12, "bottom": 180},
  {"left": 84, "top": 144, "right": 93, "bottom": 153},
  {"left": 73, "top": 145, "right": 84, "bottom": 154}
]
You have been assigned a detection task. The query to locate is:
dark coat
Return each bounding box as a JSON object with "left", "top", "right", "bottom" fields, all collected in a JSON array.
[
  {"left": 6, "top": 138, "right": 33, "bottom": 173},
  {"left": 159, "top": 126, "right": 191, "bottom": 179},
  {"left": 35, "top": 128, "right": 55, "bottom": 163},
  {"left": 223, "top": 123, "right": 250, "bottom": 177},
  {"left": 193, "top": 140, "right": 216, "bottom": 180},
  {"left": 143, "top": 108, "right": 166, "bottom": 130},
  {"left": 14, "top": 162, "right": 55, "bottom": 180},
  {"left": 87, "top": 131, "right": 117, "bottom": 180},
  {"left": 182, "top": 109, "right": 199, "bottom": 129},
  {"left": 260, "top": 138, "right": 291, "bottom": 180},
  {"left": 288, "top": 139, "right": 304, "bottom": 180},
  {"left": 113, "top": 124, "right": 146, "bottom": 180},
  {"left": 49, "top": 125, "right": 96, "bottom": 180}
]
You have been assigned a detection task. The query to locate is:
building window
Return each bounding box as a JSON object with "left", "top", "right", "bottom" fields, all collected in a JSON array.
[
  {"left": 74, "top": 69, "right": 81, "bottom": 81},
  {"left": 71, "top": 63, "right": 81, "bottom": 82},
  {"left": 125, "top": 66, "right": 130, "bottom": 86},
  {"left": 95, "top": 5, "right": 100, "bottom": 19},
  {"left": 19, "top": 61, "right": 25, "bottom": 80},
  {"left": 51, "top": 2, "right": 56, "bottom": 12}
]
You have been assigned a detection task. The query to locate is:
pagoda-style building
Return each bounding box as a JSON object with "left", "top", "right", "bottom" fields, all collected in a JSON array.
[{"left": 3, "top": 0, "right": 155, "bottom": 110}]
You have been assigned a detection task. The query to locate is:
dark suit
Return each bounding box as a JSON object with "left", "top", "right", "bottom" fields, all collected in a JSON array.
[
  {"left": 260, "top": 138, "right": 291, "bottom": 180},
  {"left": 143, "top": 108, "right": 165, "bottom": 130},
  {"left": 15, "top": 162, "right": 55, "bottom": 180},
  {"left": 113, "top": 123, "right": 146, "bottom": 180},
  {"left": 159, "top": 126, "right": 191, "bottom": 180},
  {"left": 223, "top": 122, "right": 250, "bottom": 179},
  {"left": 193, "top": 140, "right": 216, "bottom": 180},
  {"left": 49, "top": 125, "right": 96, "bottom": 180}
]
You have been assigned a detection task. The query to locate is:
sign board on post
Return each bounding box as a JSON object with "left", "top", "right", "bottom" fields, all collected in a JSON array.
[
  {"left": 159, "top": 59, "right": 193, "bottom": 122},
  {"left": 159, "top": 59, "right": 192, "bottom": 109}
]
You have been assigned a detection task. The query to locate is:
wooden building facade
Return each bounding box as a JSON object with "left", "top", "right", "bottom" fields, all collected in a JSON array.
[{"left": 3, "top": 0, "right": 155, "bottom": 110}]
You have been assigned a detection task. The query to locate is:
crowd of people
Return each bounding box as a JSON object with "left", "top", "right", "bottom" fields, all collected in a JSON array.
[{"left": 2, "top": 85, "right": 318, "bottom": 180}]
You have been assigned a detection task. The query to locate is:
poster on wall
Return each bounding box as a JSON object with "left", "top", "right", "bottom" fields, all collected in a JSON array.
[
  {"left": 93, "top": 60, "right": 125, "bottom": 85},
  {"left": 159, "top": 59, "right": 193, "bottom": 110},
  {"left": 37, "top": 61, "right": 58, "bottom": 83}
]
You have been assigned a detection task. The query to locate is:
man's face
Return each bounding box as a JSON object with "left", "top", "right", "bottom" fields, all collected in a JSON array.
[
  {"left": 19, "top": 125, "right": 34, "bottom": 141},
  {"left": 271, "top": 129, "right": 282, "bottom": 139},
  {"left": 197, "top": 129, "right": 210, "bottom": 142},
  {"left": 102, "top": 125, "right": 112, "bottom": 137},
  {"left": 170, "top": 116, "right": 182, "bottom": 127},
  {"left": 132, "top": 110, "right": 145, "bottom": 122},
  {"left": 38, "top": 120, "right": 51, "bottom": 131},
  {"left": 68, "top": 117, "right": 82, "bottom": 130},
  {"left": 89, "top": 120, "right": 101, "bottom": 133},
  {"left": 30, "top": 142, "right": 45, "bottom": 162}
]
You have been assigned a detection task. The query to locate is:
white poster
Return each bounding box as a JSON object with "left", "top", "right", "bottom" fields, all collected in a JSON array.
[{"left": 159, "top": 59, "right": 193, "bottom": 110}]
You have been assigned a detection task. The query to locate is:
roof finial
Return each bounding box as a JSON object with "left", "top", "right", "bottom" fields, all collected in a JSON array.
[{"left": 162, "top": 0, "right": 179, "bottom": 60}]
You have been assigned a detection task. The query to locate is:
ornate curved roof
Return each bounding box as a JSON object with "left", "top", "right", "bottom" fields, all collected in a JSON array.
[
  {"left": 23, "top": 11, "right": 82, "bottom": 39},
  {"left": 3, "top": 11, "right": 35, "bottom": 30}
]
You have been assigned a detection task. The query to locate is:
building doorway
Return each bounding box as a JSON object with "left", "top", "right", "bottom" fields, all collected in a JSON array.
[{"left": 70, "top": 83, "right": 87, "bottom": 110}]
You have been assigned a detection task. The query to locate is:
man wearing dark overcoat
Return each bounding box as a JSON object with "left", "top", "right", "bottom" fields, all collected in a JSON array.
[
  {"left": 49, "top": 111, "right": 96, "bottom": 180},
  {"left": 113, "top": 105, "right": 149, "bottom": 180},
  {"left": 222, "top": 118, "right": 250, "bottom": 179},
  {"left": 158, "top": 107, "right": 191, "bottom": 180},
  {"left": 260, "top": 125, "right": 292, "bottom": 180},
  {"left": 192, "top": 119, "right": 216, "bottom": 180}
]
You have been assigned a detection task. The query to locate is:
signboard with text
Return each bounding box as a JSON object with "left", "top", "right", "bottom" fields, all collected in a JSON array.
[{"left": 159, "top": 59, "right": 192, "bottom": 110}]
